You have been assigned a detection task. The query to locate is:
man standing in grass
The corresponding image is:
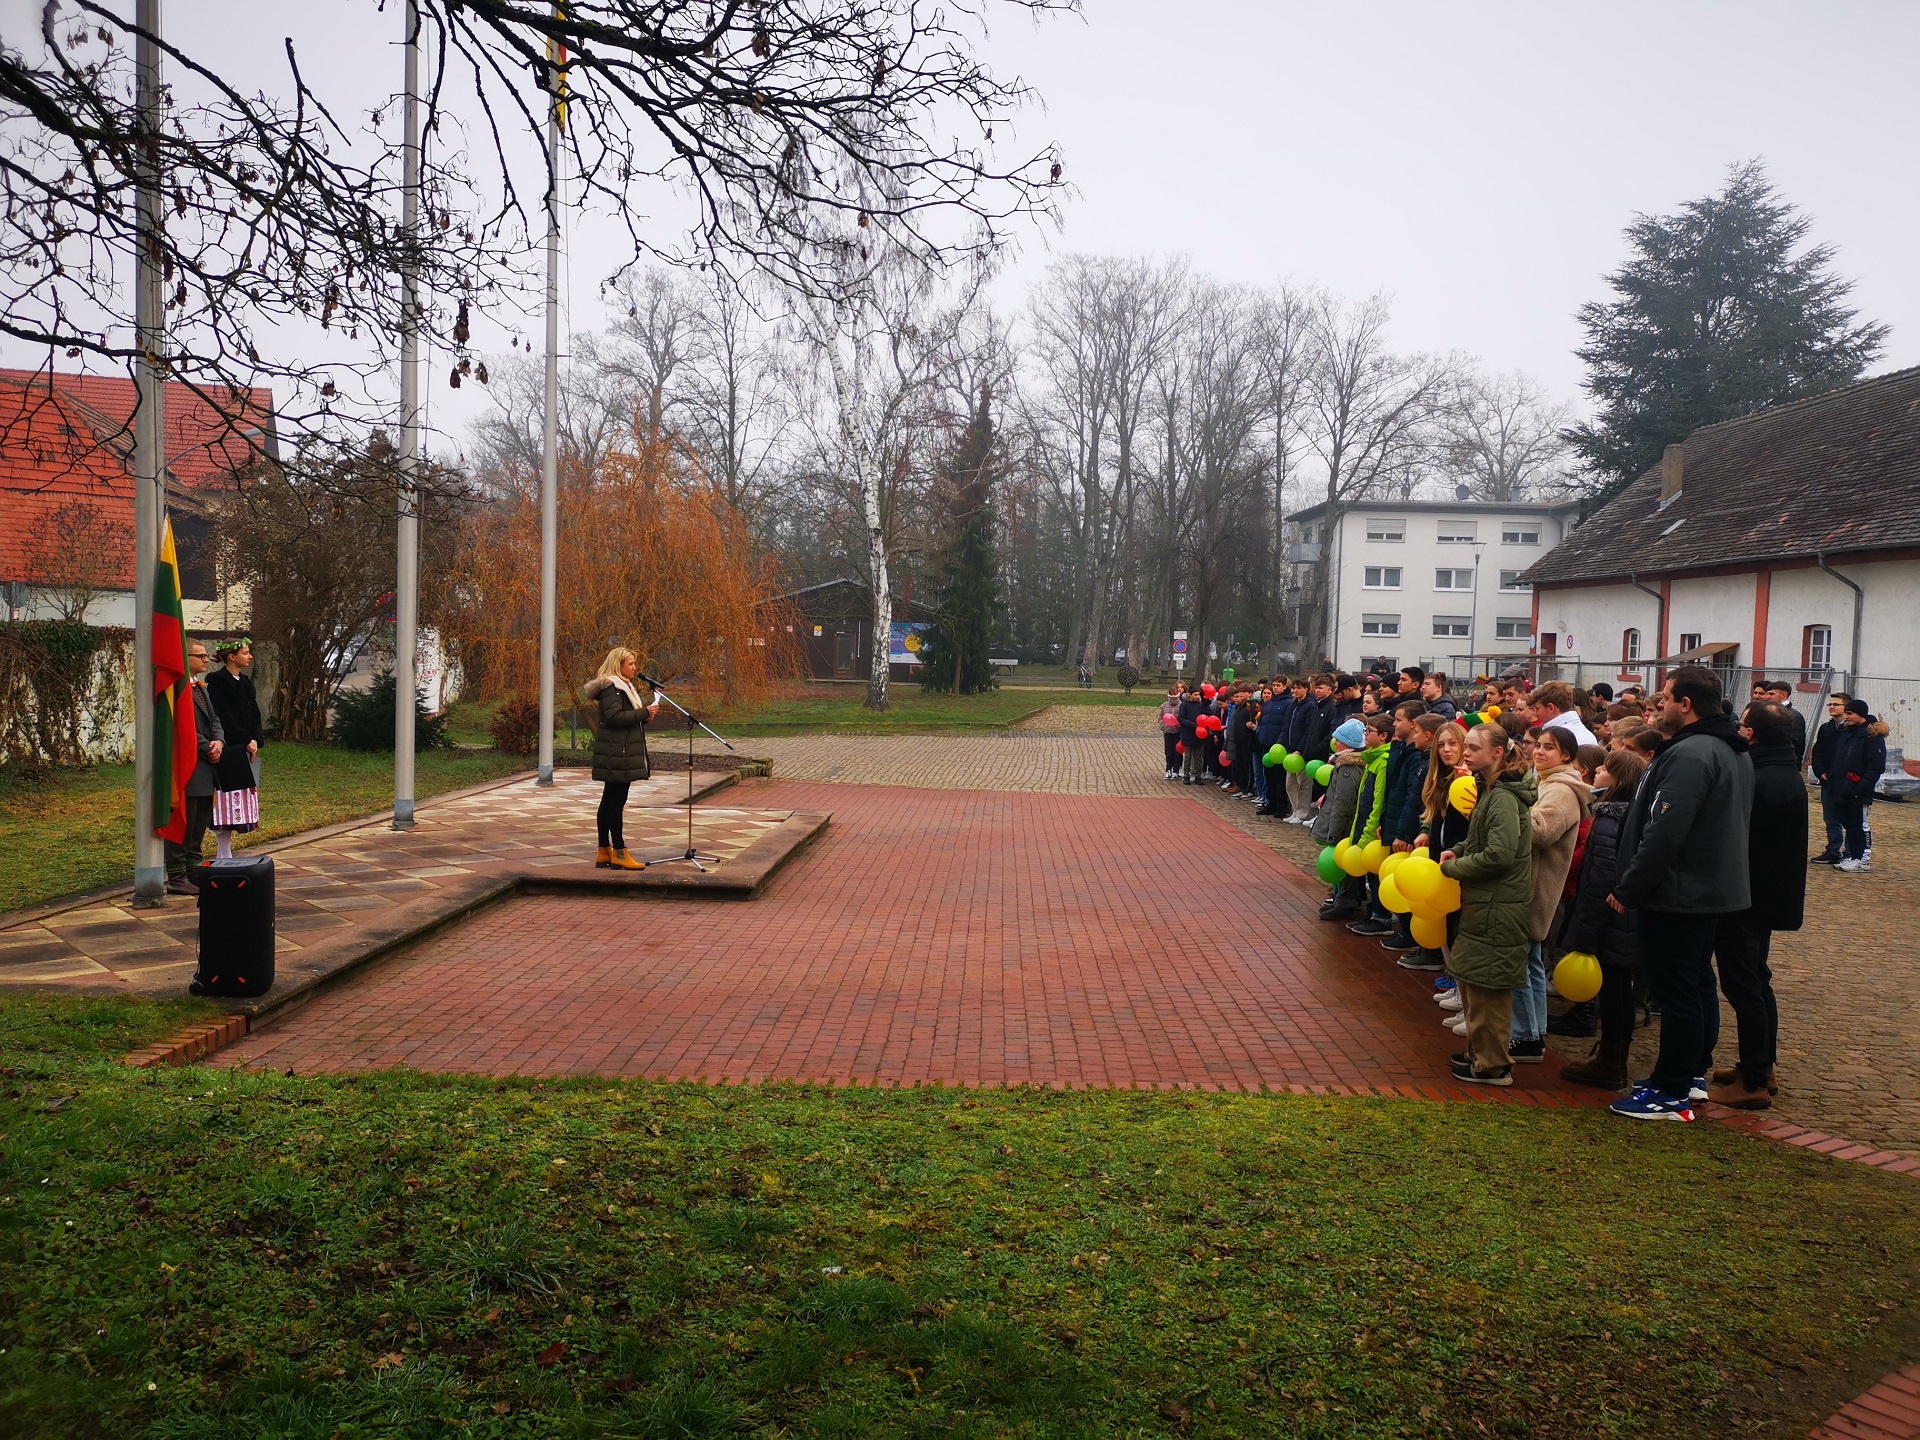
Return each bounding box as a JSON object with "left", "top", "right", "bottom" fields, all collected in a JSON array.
[{"left": 1605, "top": 666, "right": 1754, "bottom": 1122}]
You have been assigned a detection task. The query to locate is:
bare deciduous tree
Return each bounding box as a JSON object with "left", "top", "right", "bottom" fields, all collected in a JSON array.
[{"left": 1439, "top": 369, "right": 1575, "bottom": 502}]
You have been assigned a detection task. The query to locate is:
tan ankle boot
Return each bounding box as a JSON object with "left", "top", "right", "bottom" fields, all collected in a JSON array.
[
  {"left": 609, "top": 848, "right": 644, "bottom": 871},
  {"left": 595, "top": 846, "right": 613, "bottom": 868}
]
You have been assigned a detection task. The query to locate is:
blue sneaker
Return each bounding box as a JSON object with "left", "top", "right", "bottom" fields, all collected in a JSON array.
[
  {"left": 1609, "top": 1086, "right": 1695, "bottom": 1122},
  {"left": 1688, "top": 1076, "right": 1709, "bottom": 1102}
]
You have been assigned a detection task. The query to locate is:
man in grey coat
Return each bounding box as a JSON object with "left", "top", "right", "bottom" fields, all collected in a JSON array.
[
  {"left": 164, "top": 640, "right": 225, "bottom": 895},
  {"left": 1605, "top": 665, "right": 1754, "bottom": 1121}
]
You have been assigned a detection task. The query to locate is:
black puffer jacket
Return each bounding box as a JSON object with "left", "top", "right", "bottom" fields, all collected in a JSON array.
[
  {"left": 1743, "top": 742, "right": 1808, "bottom": 932},
  {"left": 1563, "top": 800, "right": 1639, "bottom": 968},
  {"left": 584, "top": 676, "right": 653, "bottom": 783},
  {"left": 1827, "top": 720, "right": 1890, "bottom": 803}
]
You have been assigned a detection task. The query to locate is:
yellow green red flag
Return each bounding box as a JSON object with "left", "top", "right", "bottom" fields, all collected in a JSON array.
[{"left": 152, "top": 519, "right": 194, "bottom": 842}]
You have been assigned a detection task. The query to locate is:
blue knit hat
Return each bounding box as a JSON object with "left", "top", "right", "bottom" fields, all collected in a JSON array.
[{"left": 1332, "top": 718, "right": 1367, "bottom": 750}]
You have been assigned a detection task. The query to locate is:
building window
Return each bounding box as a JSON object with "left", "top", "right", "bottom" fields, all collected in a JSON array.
[
  {"left": 1679, "top": 632, "right": 1702, "bottom": 654},
  {"left": 1437, "top": 520, "right": 1477, "bottom": 543},
  {"left": 1501, "top": 526, "right": 1540, "bottom": 545},
  {"left": 1495, "top": 618, "right": 1531, "bottom": 641},
  {"left": 1360, "top": 614, "right": 1401, "bottom": 638},
  {"left": 1434, "top": 568, "right": 1474, "bottom": 590},
  {"left": 1365, "top": 518, "right": 1405, "bottom": 543},
  {"left": 1432, "top": 616, "right": 1471, "bottom": 639},
  {"left": 1805, "top": 624, "right": 1833, "bottom": 669},
  {"left": 1623, "top": 628, "right": 1641, "bottom": 664},
  {"left": 1498, "top": 569, "right": 1528, "bottom": 590},
  {"left": 1363, "top": 566, "right": 1402, "bottom": 589}
]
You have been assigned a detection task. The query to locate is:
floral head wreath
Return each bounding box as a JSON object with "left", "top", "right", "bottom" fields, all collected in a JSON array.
[{"left": 214, "top": 636, "right": 253, "bottom": 662}]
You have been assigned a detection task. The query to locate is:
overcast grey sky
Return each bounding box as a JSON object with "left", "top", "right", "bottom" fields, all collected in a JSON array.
[{"left": 10, "top": 0, "right": 1918, "bottom": 448}]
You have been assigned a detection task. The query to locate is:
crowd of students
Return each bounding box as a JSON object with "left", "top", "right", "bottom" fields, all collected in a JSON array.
[{"left": 1157, "top": 663, "right": 1890, "bottom": 1118}]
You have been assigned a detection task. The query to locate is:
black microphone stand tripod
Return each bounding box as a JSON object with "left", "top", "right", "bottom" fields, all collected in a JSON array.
[{"left": 634, "top": 675, "right": 736, "bottom": 872}]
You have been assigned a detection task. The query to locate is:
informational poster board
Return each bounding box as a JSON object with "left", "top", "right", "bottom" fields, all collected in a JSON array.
[{"left": 889, "top": 622, "right": 930, "bottom": 667}]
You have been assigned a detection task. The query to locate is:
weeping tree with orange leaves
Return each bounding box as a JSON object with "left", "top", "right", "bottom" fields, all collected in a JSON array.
[{"left": 435, "top": 429, "right": 795, "bottom": 725}]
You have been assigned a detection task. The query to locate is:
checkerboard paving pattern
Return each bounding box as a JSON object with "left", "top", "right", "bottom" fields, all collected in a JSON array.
[{"left": 0, "top": 769, "right": 778, "bottom": 998}]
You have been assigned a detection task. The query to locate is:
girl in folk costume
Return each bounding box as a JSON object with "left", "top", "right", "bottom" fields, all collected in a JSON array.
[
  {"left": 581, "top": 646, "right": 661, "bottom": 870},
  {"left": 204, "top": 638, "right": 264, "bottom": 858}
]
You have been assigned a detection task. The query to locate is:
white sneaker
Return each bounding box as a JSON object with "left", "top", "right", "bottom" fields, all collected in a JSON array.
[
  {"left": 1446, "top": 1015, "right": 1468, "bottom": 1035},
  {"left": 1836, "top": 857, "right": 1871, "bottom": 874},
  {"left": 1439, "top": 991, "right": 1463, "bottom": 1012}
]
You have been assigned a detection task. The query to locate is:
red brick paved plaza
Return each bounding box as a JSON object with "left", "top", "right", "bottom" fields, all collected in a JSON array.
[{"left": 228, "top": 777, "right": 1589, "bottom": 1096}]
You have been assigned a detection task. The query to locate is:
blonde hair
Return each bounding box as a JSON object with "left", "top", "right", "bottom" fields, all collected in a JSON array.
[
  {"left": 1421, "top": 720, "right": 1469, "bottom": 822},
  {"left": 1470, "top": 721, "right": 1529, "bottom": 779},
  {"left": 596, "top": 646, "right": 638, "bottom": 681}
]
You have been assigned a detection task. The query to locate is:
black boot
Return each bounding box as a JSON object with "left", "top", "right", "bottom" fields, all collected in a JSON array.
[{"left": 1546, "top": 1000, "right": 1597, "bottom": 1038}]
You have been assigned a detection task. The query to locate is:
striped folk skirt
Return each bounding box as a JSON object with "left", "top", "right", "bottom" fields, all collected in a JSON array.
[{"left": 211, "top": 787, "right": 260, "bottom": 832}]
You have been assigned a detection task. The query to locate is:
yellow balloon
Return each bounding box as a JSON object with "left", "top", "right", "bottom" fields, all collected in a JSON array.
[
  {"left": 1360, "top": 839, "right": 1386, "bottom": 873},
  {"left": 1379, "top": 851, "right": 1406, "bottom": 884},
  {"left": 1448, "top": 773, "right": 1479, "bottom": 817},
  {"left": 1397, "top": 855, "right": 1442, "bottom": 905},
  {"left": 1379, "top": 874, "right": 1412, "bottom": 913},
  {"left": 1413, "top": 845, "right": 1430, "bottom": 861},
  {"left": 1339, "top": 844, "right": 1371, "bottom": 877},
  {"left": 1333, "top": 837, "right": 1352, "bottom": 861},
  {"left": 1434, "top": 875, "right": 1463, "bottom": 914},
  {"left": 1553, "top": 950, "right": 1603, "bottom": 1003},
  {"left": 1410, "top": 911, "right": 1448, "bottom": 949}
]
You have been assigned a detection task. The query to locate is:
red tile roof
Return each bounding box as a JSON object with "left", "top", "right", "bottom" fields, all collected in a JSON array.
[{"left": 0, "top": 369, "right": 274, "bottom": 589}]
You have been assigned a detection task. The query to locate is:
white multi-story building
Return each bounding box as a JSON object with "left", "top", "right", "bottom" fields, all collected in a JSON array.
[{"left": 1288, "top": 497, "right": 1580, "bottom": 673}]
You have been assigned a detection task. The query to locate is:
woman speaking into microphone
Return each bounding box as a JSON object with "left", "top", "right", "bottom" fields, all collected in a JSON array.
[{"left": 581, "top": 646, "right": 661, "bottom": 869}]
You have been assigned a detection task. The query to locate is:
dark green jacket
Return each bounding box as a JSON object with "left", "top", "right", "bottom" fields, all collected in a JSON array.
[
  {"left": 1438, "top": 772, "right": 1535, "bottom": 989},
  {"left": 584, "top": 676, "right": 653, "bottom": 784}
]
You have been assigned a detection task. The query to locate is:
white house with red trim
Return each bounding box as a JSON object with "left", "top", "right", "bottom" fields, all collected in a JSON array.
[{"left": 1520, "top": 366, "right": 1920, "bottom": 757}]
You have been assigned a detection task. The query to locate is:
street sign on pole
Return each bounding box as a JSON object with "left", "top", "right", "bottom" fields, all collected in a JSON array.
[{"left": 1172, "top": 630, "right": 1188, "bottom": 671}]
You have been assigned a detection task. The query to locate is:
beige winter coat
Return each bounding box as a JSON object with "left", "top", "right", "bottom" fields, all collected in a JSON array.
[{"left": 1528, "top": 763, "right": 1591, "bottom": 941}]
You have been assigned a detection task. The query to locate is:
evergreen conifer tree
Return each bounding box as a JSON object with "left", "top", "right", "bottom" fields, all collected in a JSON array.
[
  {"left": 919, "top": 384, "right": 1001, "bottom": 695},
  {"left": 1568, "top": 160, "right": 1886, "bottom": 498}
]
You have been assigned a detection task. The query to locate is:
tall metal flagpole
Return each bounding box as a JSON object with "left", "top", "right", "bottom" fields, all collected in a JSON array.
[
  {"left": 131, "top": 0, "right": 167, "bottom": 907},
  {"left": 393, "top": 0, "right": 422, "bottom": 827},
  {"left": 536, "top": 25, "right": 563, "bottom": 786}
]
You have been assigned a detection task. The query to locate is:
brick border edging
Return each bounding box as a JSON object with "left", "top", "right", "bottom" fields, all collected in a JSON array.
[
  {"left": 1813, "top": 1363, "right": 1920, "bottom": 1439},
  {"left": 123, "top": 1014, "right": 247, "bottom": 1068}
]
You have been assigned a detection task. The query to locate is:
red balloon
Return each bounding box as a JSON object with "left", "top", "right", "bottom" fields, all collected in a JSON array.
[
  {"left": 1175, "top": 742, "right": 1185, "bottom": 754},
  {"left": 1201, "top": 684, "right": 1216, "bottom": 698}
]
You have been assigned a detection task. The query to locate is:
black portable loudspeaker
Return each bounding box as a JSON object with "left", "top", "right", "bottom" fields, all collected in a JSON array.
[{"left": 190, "top": 855, "right": 276, "bottom": 998}]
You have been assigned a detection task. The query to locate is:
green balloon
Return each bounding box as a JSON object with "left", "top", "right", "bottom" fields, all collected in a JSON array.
[
  {"left": 1313, "top": 762, "right": 1334, "bottom": 785},
  {"left": 1283, "top": 751, "right": 1307, "bottom": 773},
  {"left": 1316, "top": 846, "right": 1343, "bottom": 885},
  {"left": 1264, "top": 744, "right": 1285, "bottom": 767}
]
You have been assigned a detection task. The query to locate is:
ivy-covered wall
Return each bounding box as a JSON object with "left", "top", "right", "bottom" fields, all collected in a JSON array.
[{"left": 0, "top": 623, "right": 134, "bottom": 770}]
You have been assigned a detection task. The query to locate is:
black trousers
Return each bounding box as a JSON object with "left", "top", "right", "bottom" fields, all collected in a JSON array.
[
  {"left": 1596, "top": 963, "right": 1637, "bottom": 1049},
  {"left": 1163, "top": 732, "right": 1179, "bottom": 771},
  {"left": 164, "top": 794, "right": 214, "bottom": 880},
  {"left": 1640, "top": 909, "right": 1722, "bottom": 1097},
  {"left": 597, "top": 780, "right": 631, "bottom": 848},
  {"left": 1714, "top": 918, "right": 1777, "bottom": 1089}
]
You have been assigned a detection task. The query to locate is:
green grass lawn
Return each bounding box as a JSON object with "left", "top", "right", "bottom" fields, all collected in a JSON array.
[
  {"left": 721, "top": 686, "right": 1147, "bottom": 736},
  {"left": 0, "top": 745, "right": 529, "bottom": 915},
  {"left": 4, "top": 996, "right": 1917, "bottom": 1440}
]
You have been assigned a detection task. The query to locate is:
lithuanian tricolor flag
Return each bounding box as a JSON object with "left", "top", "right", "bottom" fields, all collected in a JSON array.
[{"left": 152, "top": 520, "right": 195, "bottom": 843}]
